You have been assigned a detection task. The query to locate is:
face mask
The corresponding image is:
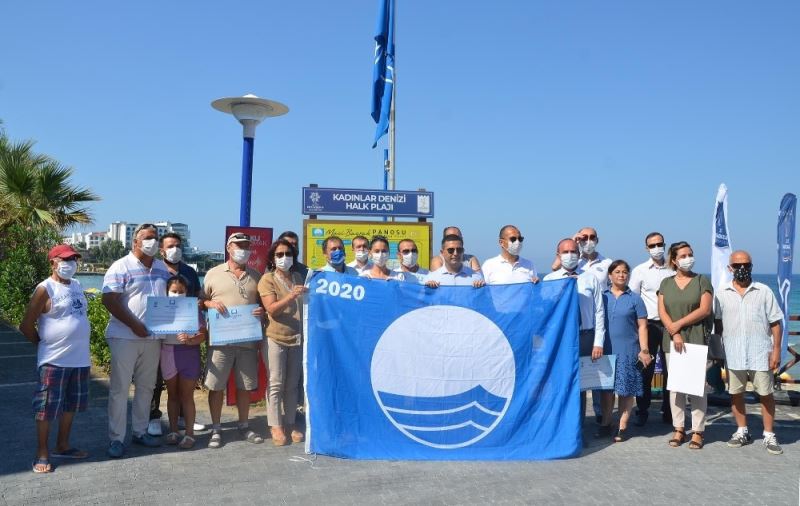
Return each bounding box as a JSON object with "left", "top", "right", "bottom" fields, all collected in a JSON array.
[
  {"left": 167, "top": 291, "right": 186, "bottom": 298},
  {"left": 355, "top": 249, "right": 370, "bottom": 263},
  {"left": 372, "top": 252, "right": 389, "bottom": 267},
  {"left": 677, "top": 257, "right": 695, "bottom": 272},
  {"left": 230, "top": 248, "right": 251, "bottom": 265},
  {"left": 561, "top": 252, "right": 579, "bottom": 270},
  {"left": 649, "top": 246, "right": 665, "bottom": 261},
  {"left": 506, "top": 240, "right": 522, "bottom": 256},
  {"left": 732, "top": 264, "right": 753, "bottom": 285},
  {"left": 401, "top": 252, "right": 418, "bottom": 268},
  {"left": 164, "top": 246, "right": 182, "bottom": 264},
  {"left": 329, "top": 249, "right": 345, "bottom": 265},
  {"left": 580, "top": 240, "right": 596, "bottom": 255},
  {"left": 56, "top": 260, "right": 77, "bottom": 279},
  {"left": 140, "top": 238, "right": 158, "bottom": 257},
  {"left": 276, "top": 256, "right": 293, "bottom": 272}
]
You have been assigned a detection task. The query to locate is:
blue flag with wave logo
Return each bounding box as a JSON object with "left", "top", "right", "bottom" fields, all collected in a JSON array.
[
  {"left": 371, "top": 0, "right": 394, "bottom": 148},
  {"left": 304, "top": 271, "right": 581, "bottom": 460}
]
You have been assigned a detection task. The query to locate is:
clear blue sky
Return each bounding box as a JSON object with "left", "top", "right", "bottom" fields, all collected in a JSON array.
[{"left": 2, "top": 1, "right": 798, "bottom": 273}]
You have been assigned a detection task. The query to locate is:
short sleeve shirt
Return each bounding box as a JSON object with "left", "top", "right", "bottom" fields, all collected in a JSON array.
[
  {"left": 392, "top": 267, "right": 429, "bottom": 284},
  {"left": 481, "top": 255, "right": 538, "bottom": 285},
  {"left": 629, "top": 259, "right": 674, "bottom": 320},
  {"left": 425, "top": 265, "right": 483, "bottom": 286},
  {"left": 658, "top": 274, "right": 713, "bottom": 349},
  {"left": 258, "top": 271, "right": 304, "bottom": 345},
  {"left": 603, "top": 288, "right": 647, "bottom": 345},
  {"left": 204, "top": 262, "right": 263, "bottom": 348}
]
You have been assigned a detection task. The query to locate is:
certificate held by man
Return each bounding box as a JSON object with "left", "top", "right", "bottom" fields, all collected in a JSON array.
[
  {"left": 145, "top": 296, "right": 200, "bottom": 335},
  {"left": 208, "top": 304, "right": 264, "bottom": 345}
]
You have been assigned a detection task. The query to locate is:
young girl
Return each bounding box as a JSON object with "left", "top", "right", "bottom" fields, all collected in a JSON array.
[{"left": 161, "top": 275, "right": 206, "bottom": 449}]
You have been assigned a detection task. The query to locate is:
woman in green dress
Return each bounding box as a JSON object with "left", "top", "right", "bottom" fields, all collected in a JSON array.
[{"left": 657, "top": 241, "right": 713, "bottom": 449}]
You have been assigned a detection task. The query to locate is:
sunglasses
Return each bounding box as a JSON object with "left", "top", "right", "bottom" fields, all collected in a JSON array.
[
  {"left": 400, "top": 248, "right": 418, "bottom": 254},
  {"left": 230, "top": 233, "right": 250, "bottom": 240},
  {"left": 730, "top": 262, "right": 753, "bottom": 269},
  {"left": 647, "top": 242, "right": 665, "bottom": 249},
  {"left": 505, "top": 236, "right": 524, "bottom": 243},
  {"left": 578, "top": 235, "right": 598, "bottom": 241},
  {"left": 275, "top": 251, "right": 292, "bottom": 258},
  {"left": 445, "top": 247, "right": 465, "bottom": 255}
]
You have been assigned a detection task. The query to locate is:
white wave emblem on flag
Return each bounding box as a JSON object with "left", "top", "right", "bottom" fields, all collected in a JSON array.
[{"left": 370, "top": 305, "right": 515, "bottom": 449}]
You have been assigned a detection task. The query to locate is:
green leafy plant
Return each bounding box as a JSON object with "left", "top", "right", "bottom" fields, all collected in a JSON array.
[{"left": 87, "top": 294, "right": 111, "bottom": 371}]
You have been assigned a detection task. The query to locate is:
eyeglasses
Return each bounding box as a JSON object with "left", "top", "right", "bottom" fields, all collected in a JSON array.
[
  {"left": 647, "top": 242, "right": 665, "bottom": 249},
  {"left": 578, "top": 234, "right": 598, "bottom": 241},
  {"left": 505, "top": 236, "right": 524, "bottom": 243},
  {"left": 445, "top": 247, "right": 465, "bottom": 255},
  {"left": 275, "top": 251, "right": 292, "bottom": 258},
  {"left": 730, "top": 262, "right": 753, "bottom": 269},
  {"left": 400, "top": 248, "right": 418, "bottom": 254}
]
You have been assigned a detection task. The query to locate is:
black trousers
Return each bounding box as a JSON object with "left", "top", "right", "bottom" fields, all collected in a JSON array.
[{"left": 636, "top": 320, "right": 669, "bottom": 415}]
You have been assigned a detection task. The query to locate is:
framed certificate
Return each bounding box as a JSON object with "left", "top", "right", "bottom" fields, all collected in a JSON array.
[
  {"left": 145, "top": 296, "right": 200, "bottom": 335},
  {"left": 208, "top": 304, "right": 263, "bottom": 345}
]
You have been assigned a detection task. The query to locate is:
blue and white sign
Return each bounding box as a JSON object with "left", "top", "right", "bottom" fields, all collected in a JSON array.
[
  {"left": 305, "top": 272, "right": 581, "bottom": 460},
  {"left": 302, "top": 187, "right": 434, "bottom": 218},
  {"left": 777, "top": 193, "right": 796, "bottom": 364}
]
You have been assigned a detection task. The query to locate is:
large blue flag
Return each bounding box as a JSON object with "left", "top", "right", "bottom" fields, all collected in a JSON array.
[
  {"left": 371, "top": 0, "right": 394, "bottom": 148},
  {"left": 777, "top": 193, "right": 796, "bottom": 365},
  {"left": 305, "top": 272, "right": 581, "bottom": 460}
]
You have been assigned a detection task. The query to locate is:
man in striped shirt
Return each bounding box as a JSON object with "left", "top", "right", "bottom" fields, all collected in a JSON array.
[{"left": 713, "top": 250, "right": 784, "bottom": 455}]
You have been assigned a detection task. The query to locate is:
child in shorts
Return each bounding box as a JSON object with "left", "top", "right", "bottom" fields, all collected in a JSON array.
[{"left": 161, "top": 275, "right": 206, "bottom": 449}]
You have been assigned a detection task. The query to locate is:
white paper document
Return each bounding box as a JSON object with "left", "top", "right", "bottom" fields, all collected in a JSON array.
[
  {"left": 579, "top": 355, "right": 616, "bottom": 391},
  {"left": 666, "top": 342, "right": 708, "bottom": 397}
]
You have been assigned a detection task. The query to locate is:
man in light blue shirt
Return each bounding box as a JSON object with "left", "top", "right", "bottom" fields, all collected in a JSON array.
[
  {"left": 318, "top": 236, "right": 358, "bottom": 275},
  {"left": 425, "top": 235, "right": 484, "bottom": 288}
]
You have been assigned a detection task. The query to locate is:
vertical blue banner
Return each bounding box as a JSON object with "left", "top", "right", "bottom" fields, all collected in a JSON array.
[
  {"left": 305, "top": 272, "right": 581, "bottom": 460},
  {"left": 371, "top": 0, "right": 394, "bottom": 147},
  {"left": 777, "top": 193, "right": 796, "bottom": 365}
]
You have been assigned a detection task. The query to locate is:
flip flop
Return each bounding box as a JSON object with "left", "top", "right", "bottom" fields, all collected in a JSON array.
[
  {"left": 32, "top": 458, "right": 53, "bottom": 473},
  {"left": 52, "top": 448, "right": 89, "bottom": 459}
]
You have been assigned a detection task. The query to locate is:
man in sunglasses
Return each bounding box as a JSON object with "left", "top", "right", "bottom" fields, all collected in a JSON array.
[
  {"left": 393, "top": 238, "right": 428, "bottom": 284},
  {"left": 425, "top": 235, "right": 485, "bottom": 288},
  {"left": 714, "top": 250, "right": 785, "bottom": 455},
  {"left": 202, "top": 232, "right": 267, "bottom": 448},
  {"left": 482, "top": 225, "right": 539, "bottom": 285},
  {"left": 629, "top": 232, "right": 674, "bottom": 426}
]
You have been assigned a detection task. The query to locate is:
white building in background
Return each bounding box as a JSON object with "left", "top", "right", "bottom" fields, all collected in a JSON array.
[
  {"left": 63, "top": 231, "right": 108, "bottom": 248},
  {"left": 106, "top": 220, "right": 191, "bottom": 249},
  {"left": 154, "top": 221, "right": 191, "bottom": 248},
  {"left": 108, "top": 222, "right": 138, "bottom": 249}
]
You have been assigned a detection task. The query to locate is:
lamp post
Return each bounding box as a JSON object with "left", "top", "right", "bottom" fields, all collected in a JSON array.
[{"left": 211, "top": 94, "right": 289, "bottom": 227}]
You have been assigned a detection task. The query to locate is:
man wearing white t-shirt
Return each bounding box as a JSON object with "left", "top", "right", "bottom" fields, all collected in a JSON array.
[
  {"left": 482, "top": 225, "right": 539, "bottom": 285},
  {"left": 102, "top": 224, "right": 171, "bottom": 458}
]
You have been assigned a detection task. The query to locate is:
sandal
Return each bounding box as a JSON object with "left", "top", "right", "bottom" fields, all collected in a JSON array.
[
  {"left": 613, "top": 428, "right": 628, "bottom": 443},
  {"left": 208, "top": 431, "right": 222, "bottom": 449},
  {"left": 242, "top": 430, "right": 264, "bottom": 444},
  {"left": 271, "top": 426, "right": 288, "bottom": 446},
  {"left": 668, "top": 428, "right": 686, "bottom": 447},
  {"left": 178, "top": 435, "right": 196, "bottom": 449},
  {"left": 688, "top": 432, "right": 704, "bottom": 450},
  {"left": 164, "top": 432, "right": 180, "bottom": 445},
  {"left": 32, "top": 457, "right": 53, "bottom": 473},
  {"left": 291, "top": 430, "right": 305, "bottom": 443}
]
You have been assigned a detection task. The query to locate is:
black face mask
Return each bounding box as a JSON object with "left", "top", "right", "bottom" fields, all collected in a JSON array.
[{"left": 732, "top": 264, "right": 753, "bottom": 285}]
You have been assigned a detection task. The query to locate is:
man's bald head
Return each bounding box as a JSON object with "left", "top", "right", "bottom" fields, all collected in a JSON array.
[{"left": 729, "top": 250, "right": 752, "bottom": 265}]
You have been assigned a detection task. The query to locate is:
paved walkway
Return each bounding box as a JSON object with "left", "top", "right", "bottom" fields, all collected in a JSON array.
[{"left": 1, "top": 323, "right": 799, "bottom": 505}]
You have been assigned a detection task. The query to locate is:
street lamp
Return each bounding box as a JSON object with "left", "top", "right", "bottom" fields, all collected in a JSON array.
[{"left": 211, "top": 93, "right": 289, "bottom": 227}]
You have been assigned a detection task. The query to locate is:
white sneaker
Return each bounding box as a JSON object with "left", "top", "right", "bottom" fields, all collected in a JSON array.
[
  {"left": 193, "top": 422, "right": 206, "bottom": 431},
  {"left": 147, "top": 419, "right": 163, "bottom": 436}
]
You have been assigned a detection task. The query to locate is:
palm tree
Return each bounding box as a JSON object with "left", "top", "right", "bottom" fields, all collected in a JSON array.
[{"left": 0, "top": 134, "right": 100, "bottom": 230}]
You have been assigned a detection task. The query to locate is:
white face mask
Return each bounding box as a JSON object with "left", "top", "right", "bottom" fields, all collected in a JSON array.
[
  {"left": 56, "top": 260, "right": 77, "bottom": 280},
  {"left": 677, "top": 256, "right": 695, "bottom": 272},
  {"left": 140, "top": 238, "right": 158, "bottom": 257},
  {"left": 371, "top": 252, "right": 389, "bottom": 267},
  {"left": 580, "top": 240, "right": 597, "bottom": 255},
  {"left": 649, "top": 246, "right": 665, "bottom": 261},
  {"left": 164, "top": 246, "right": 182, "bottom": 264},
  {"left": 355, "top": 249, "right": 370, "bottom": 263},
  {"left": 230, "top": 248, "right": 251, "bottom": 265},
  {"left": 167, "top": 291, "right": 186, "bottom": 298},
  {"left": 506, "top": 240, "right": 522, "bottom": 256},
  {"left": 401, "top": 252, "right": 418, "bottom": 268},
  {"left": 276, "top": 255, "right": 293, "bottom": 272},
  {"left": 561, "top": 252, "right": 580, "bottom": 270}
]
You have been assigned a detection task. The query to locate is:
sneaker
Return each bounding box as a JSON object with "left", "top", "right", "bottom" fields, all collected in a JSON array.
[
  {"left": 132, "top": 433, "right": 162, "bottom": 448},
  {"left": 193, "top": 422, "right": 207, "bottom": 431},
  {"left": 107, "top": 440, "right": 125, "bottom": 459},
  {"left": 763, "top": 434, "right": 783, "bottom": 455},
  {"left": 147, "top": 419, "right": 163, "bottom": 436},
  {"left": 726, "top": 431, "right": 753, "bottom": 448}
]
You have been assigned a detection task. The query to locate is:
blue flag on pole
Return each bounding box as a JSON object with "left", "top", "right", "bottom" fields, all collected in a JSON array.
[
  {"left": 777, "top": 193, "right": 796, "bottom": 365},
  {"left": 371, "top": 0, "right": 394, "bottom": 148},
  {"left": 305, "top": 272, "right": 581, "bottom": 460}
]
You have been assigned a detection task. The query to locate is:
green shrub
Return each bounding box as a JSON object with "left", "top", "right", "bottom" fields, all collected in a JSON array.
[{"left": 87, "top": 294, "right": 111, "bottom": 371}]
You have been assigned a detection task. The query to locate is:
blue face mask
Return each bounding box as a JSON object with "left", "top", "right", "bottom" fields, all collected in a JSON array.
[{"left": 329, "top": 249, "right": 345, "bottom": 265}]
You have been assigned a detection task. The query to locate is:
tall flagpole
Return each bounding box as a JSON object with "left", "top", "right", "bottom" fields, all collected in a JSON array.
[{"left": 387, "top": 0, "right": 396, "bottom": 191}]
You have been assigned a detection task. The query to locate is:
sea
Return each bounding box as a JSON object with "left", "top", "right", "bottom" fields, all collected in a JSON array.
[{"left": 74, "top": 273, "right": 800, "bottom": 347}]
